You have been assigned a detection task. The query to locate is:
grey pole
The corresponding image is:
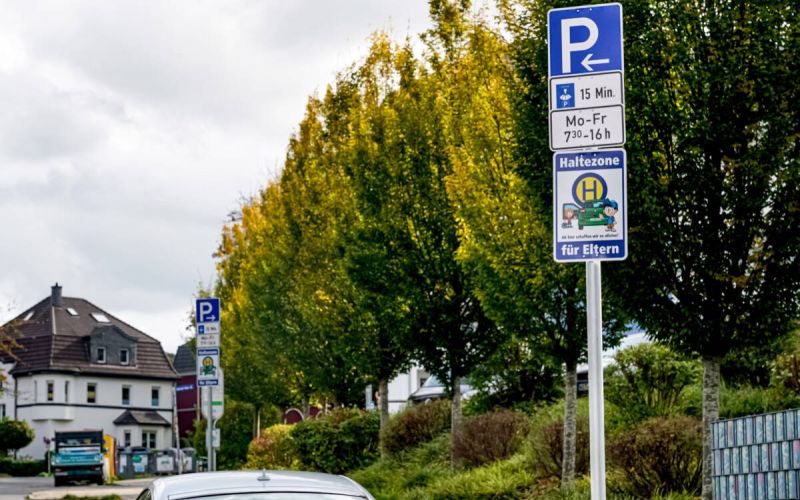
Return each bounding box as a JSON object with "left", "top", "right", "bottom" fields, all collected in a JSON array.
[
  {"left": 586, "top": 260, "right": 606, "bottom": 499},
  {"left": 206, "top": 387, "right": 213, "bottom": 471}
]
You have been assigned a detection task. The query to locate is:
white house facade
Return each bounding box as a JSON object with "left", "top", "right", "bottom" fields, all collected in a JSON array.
[{"left": 0, "top": 284, "right": 177, "bottom": 460}]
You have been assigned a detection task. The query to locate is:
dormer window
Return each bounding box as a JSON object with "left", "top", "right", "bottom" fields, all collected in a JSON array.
[
  {"left": 91, "top": 313, "right": 110, "bottom": 323},
  {"left": 97, "top": 346, "right": 106, "bottom": 364},
  {"left": 120, "top": 349, "right": 129, "bottom": 365}
]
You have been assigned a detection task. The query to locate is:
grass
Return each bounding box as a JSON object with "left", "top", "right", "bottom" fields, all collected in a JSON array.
[{"left": 347, "top": 420, "right": 702, "bottom": 500}]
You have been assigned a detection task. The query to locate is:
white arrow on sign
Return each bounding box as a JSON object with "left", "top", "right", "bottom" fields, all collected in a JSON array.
[{"left": 581, "top": 53, "right": 610, "bottom": 72}]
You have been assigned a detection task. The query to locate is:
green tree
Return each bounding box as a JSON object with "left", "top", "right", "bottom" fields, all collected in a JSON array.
[
  {"left": 216, "top": 187, "right": 297, "bottom": 416},
  {"left": 342, "top": 31, "right": 502, "bottom": 464},
  {"left": 0, "top": 419, "right": 34, "bottom": 455},
  {"left": 216, "top": 399, "right": 257, "bottom": 470},
  {"left": 609, "top": 3, "right": 800, "bottom": 497},
  {"left": 505, "top": 2, "right": 800, "bottom": 496}
]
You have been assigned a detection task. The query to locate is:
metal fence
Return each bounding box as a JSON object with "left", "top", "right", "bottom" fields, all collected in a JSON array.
[{"left": 712, "top": 408, "right": 800, "bottom": 499}]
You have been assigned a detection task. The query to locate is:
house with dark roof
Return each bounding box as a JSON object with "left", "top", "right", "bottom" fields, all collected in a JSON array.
[{"left": 0, "top": 284, "right": 177, "bottom": 459}]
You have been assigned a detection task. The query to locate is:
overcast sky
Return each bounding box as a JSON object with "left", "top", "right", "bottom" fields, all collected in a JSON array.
[{"left": 0, "top": 1, "right": 436, "bottom": 353}]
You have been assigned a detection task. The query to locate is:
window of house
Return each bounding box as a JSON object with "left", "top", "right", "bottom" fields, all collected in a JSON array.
[
  {"left": 91, "top": 312, "right": 110, "bottom": 323},
  {"left": 124, "top": 430, "right": 131, "bottom": 448},
  {"left": 34, "top": 380, "right": 38, "bottom": 402},
  {"left": 66, "top": 307, "right": 79, "bottom": 316},
  {"left": 122, "top": 385, "right": 131, "bottom": 406},
  {"left": 65, "top": 381, "right": 70, "bottom": 403},
  {"left": 0, "top": 403, "right": 5, "bottom": 419},
  {"left": 87, "top": 383, "right": 97, "bottom": 403},
  {"left": 97, "top": 347, "right": 106, "bottom": 363},
  {"left": 120, "top": 348, "right": 129, "bottom": 365},
  {"left": 47, "top": 381, "right": 54, "bottom": 402},
  {"left": 151, "top": 387, "right": 160, "bottom": 407},
  {"left": 142, "top": 430, "right": 156, "bottom": 449}
]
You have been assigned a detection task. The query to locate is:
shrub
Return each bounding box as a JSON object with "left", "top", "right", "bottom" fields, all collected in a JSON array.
[
  {"left": 605, "top": 343, "right": 701, "bottom": 425},
  {"left": 245, "top": 424, "right": 295, "bottom": 470},
  {"left": 530, "top": 398, "right": 589, "bottom": 479},
  {"left": 289, "top": 408, "right": 379, "bottom": 473},
  {"left": 607, "top": 416, "right": 702, "bottom": 497},
  {"left": 0, "top": 458, "right": 47, "bottom": 476},
  {"left": 382, "top": 399, "right": 451, "bottom": 455},
  {"left": 452, "top": 410, "right": 529, "bottom": 468},
  {"left": 530, "top": 414, "right": 589, "bottom": 480},
  {"left": 0, "top": 419, "right": 35, "bottom": 454},
  {"left": 421, "top": 453, "right": 535, "bottom": 499}
]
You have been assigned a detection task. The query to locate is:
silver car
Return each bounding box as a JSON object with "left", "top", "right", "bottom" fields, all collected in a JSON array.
[{"left": 136, "top": 471, "right": 375, "bottom": 500}]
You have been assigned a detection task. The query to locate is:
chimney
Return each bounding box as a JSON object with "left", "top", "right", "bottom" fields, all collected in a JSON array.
[{"left": 51, "top": 283, "right": 63, "bottom": 307}]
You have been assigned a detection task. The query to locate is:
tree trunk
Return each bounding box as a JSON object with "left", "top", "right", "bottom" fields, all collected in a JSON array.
[
  {"left": 702, "top": 357, "right": 721, "bottom": 500},
  {"left": 451, "top": 374, "right": 463, "bottom": 468},
  {"left": 302, "top": 396, "right": 311, "bottom": 420},
  {"left": 255, "top": 406, "right": 261, "bottom": 438},
  {"left": 562, "top": 362, "right": 578, "bottom": 488},
  {"left": 379, "top": 378, "right": 390, "bottom": 458}
]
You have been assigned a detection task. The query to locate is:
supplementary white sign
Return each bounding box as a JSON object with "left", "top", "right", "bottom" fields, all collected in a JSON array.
[
  {"left": 550, "top": 106, "right": 625, "bottom": 150},
  {"left": 550, "top": 72, "right": 623, "bottom": 110},
  {"left": 553, "top": 148, "right": 627, "bottom": 262},
  {"left": 197, "top": 331, "right": 220, "bottom": 348}
]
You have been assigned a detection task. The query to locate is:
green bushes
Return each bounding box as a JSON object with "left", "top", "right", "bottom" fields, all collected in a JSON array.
[
  {"left": 607, "top": 416, "right": 702, "bottom": 497},
  {"left": 452, "top": 410, "right": 528, "bottom": 467},
  {"left": 528, "top": 401, "right": 590, "bottom": 480},
  {"left": 605, "top": 343, "right": 701, "bottom": 425},
  {"left": 381, "top": 400, "right": 451, "bottom": 455},
  {"left": 0, "top": 458, "right": 47, "bottom": 476},
  {"left": 246, "top": 424, "right": 295, "bottom": 469},
  {"left": 246, "top": 409, "right": 379, "bottom": 474},
  {"left": 0, "top": 419, "right": 35, "bottom": 455}
]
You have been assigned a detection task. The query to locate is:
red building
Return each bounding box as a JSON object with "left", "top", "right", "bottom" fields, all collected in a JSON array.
[{"left": 173, "top": 343, "right": 199, "bottom": 441}]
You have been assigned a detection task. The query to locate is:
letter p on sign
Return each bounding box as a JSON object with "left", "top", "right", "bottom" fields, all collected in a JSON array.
[{"left": 561, "top": 18, "right": 598, "bottom": 74}]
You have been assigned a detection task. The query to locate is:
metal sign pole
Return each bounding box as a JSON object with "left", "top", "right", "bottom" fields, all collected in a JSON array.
[
  {"left": 586, "top": 260, "right": 606, "bottom": 499},
  {"left": 206, "top": 388, "right": 214, "bottom": 471}
]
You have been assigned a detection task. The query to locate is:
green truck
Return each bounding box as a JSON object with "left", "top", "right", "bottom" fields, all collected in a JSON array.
[
  {"left": 51, "top": 430, "right": 105, "bottom": 486},
  {"left": 578, "top": 199, "right": 609, "bottom": 230}
]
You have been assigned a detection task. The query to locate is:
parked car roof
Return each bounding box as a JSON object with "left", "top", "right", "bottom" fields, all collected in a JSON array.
[
  {"left": 141, "top": 471, "right": 374, "bottom": 500},
  {"left": 407, "top": 375, "right": 477, "bottom": 404}
]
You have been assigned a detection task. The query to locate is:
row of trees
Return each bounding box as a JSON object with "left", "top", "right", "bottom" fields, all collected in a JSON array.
[{"left": 213, "top": 1, "right": 800, "bottom": 497}]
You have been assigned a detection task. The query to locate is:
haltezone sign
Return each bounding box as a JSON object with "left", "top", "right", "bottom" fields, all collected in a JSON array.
[
  {"left": 547, "top": 3, "right": 625, "bottom": 151},
  {"left": 553, "top": 149, "right": 627, "bottom": 262}
]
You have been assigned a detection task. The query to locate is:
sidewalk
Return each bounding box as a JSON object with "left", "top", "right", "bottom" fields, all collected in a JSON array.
[{"left": 27, "top": 478, "right": 152, "bottom": 500}]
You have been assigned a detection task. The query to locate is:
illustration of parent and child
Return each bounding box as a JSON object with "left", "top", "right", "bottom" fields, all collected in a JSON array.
[{"left": 562, "top": 198, "right": 618, "bottom": 231}]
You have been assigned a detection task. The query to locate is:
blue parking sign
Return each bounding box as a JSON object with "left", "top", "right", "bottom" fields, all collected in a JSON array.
[
  {"left": 548, "top": 3, "right": 623, "bottom": 77},
  {"left": 196, "top": 298, "right": 220, "bottom": 324}
]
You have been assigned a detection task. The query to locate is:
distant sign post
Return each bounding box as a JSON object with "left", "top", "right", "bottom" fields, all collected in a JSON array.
[
  {"left": 196, "top": 297, "right": 222, "bottom": 472},
  {"left": 548, "top": 5, "right": 625, "bottom": 499}
]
